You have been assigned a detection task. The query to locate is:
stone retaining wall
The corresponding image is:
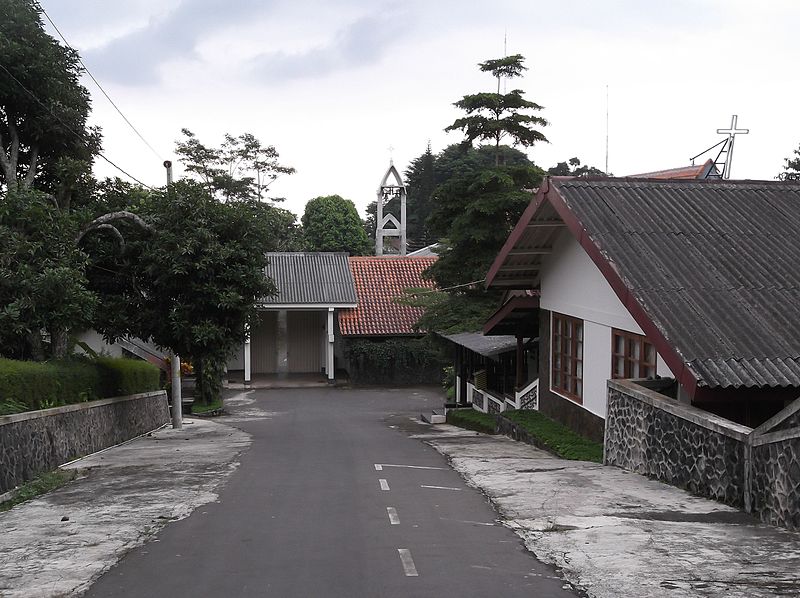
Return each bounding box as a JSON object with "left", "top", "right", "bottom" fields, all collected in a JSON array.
[
  {"left": 605, "top": 379, "right": 800, "bottom": 530},
  {"left": 0, "top": 391, "right": 169, "bottom": 494}
]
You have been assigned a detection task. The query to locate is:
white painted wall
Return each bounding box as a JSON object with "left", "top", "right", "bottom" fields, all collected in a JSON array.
[
  {"left": 541, "top": 232, "right": 675, "bottom": 418},
  {"left": 75, "top": 329, "right": 123, "bottom": 358}
]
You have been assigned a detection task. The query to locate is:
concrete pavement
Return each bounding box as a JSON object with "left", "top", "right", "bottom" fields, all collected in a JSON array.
[
  {"left": 404, "top": 420, "right": 800, "bottom": 598},
  {"left": 0, "top": 418, "right": 251, "bottom": 598}
]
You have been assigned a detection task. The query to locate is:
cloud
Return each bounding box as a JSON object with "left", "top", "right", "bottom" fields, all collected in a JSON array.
[
  {"left": 248, "top": 9, "right": 413, "bottom": 82},
  {"left": 82, "top": 0, "right": 276, "bottom": 85}
]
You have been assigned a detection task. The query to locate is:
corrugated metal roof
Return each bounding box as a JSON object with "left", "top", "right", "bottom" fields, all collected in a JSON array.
[
  {"left": 551, "top": 178, "right": 800, "bottom": 389},
  {"left": 443, "top": 332, "right": 520, "bottom": 358},
  {"left": 261, "top": 252, "right": 357, "bottom": 306}
]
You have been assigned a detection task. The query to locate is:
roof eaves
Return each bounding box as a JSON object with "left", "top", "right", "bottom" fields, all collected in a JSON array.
[{"left": 547, "top": 178, "right": 701, "bottom": 397}]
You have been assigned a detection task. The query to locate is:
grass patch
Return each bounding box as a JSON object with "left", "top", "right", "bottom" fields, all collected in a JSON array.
[
  {"left": 190, "top": 398, "right": 224, "bottom": 415},
  {"left": 502, "top": 410, "right": 603, "bottom": 463},
  {"left": 0, "top": 469, "right": 78, "bottom": 512},
  {"left": 446, "top": 408, "right": 497, "bottom": 434}
]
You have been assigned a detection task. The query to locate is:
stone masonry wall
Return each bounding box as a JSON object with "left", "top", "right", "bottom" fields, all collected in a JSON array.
[
  {"left": 751, "top": 438, "right": 800, "bottom": 529},
  {"left": 605, "top": 382, "right": 749, "bottom": 507},
  {"left": 0, "top": 391, "right": 169, "bottom": 494}
]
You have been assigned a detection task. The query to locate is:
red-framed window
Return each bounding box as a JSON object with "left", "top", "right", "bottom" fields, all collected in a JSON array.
[
  {"left": 551, "top": 313, "right": 583, "bottom": 402},
  {"left": 612, "top": 329, "right": 657, "bottom": 379}
]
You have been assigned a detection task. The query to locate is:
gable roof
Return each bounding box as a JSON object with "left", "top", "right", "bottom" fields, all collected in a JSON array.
[
  {"left": 486, "top": 177, "right": 800, "bottom": 395},
  {"left": 629, "top": 158, "right": 718, "bottom": 179},
  {"left": 261, "top": 252, "right": 357, "bottom": 307},
  {"left": 338, "top": 256, "right": 436, "bottom": 336}
]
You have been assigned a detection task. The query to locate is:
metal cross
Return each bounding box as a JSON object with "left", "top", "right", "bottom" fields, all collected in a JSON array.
[
  {"left": 387, "top": 145, "right": 395, "bottom": 165},
  {"left": 717, "top": 114, "right": 749, "bottom": 138},
  {"left": 716, "top": 115, "right": 749, "bottom": 179}
]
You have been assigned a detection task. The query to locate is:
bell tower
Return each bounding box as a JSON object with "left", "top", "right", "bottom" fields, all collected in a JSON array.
[{"left": 375, "top": 162, "right": 407, "bottom": 256}]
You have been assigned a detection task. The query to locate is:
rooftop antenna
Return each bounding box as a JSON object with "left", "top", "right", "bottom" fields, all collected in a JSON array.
[
  {"left": 605, "top": 85, "right": 609, "bottom": 175},
  {"left": 503, "top": 30, "right": 508, "bottom": 94}
]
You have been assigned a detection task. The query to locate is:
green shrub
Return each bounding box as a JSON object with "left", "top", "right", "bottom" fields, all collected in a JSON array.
[
  {"left": 344, "top": 337, "right": 446, "bottom": 385},
  {"left": 446, "top": 408, "right": 497, "bottom": 434},
  {"left": 503, "top": 410, "right": 603, "bottom": 463},
  {"left": 95, "top": 357, "right": 160, "bottom": 397},
  {"left": 0, "top": 357, "right": 160, "bottom": 413}
]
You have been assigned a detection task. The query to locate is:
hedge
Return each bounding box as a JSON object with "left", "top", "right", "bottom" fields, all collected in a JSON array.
[
  {"left": 343, "top": 337, "right": 446, "bottom": 385},
  {"left": 0, "top": 357, "right": 161, "bottom": 414}
]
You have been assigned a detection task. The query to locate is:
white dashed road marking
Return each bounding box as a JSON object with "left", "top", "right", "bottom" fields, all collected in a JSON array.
[
  {"left": 374, "top": 464, "right": 447, "bottom": 471},
  {"left": 420, "top": 485, "right": 461, "bottom": 491},
  {"left": 397, "top": 549, "right": 419, "bottom": 576},
  {"left": 379, "top": 479, "right": 390, "bottom": 491},
  {"left": 386, "top": 507, "right": 400, "bottom": 525}
]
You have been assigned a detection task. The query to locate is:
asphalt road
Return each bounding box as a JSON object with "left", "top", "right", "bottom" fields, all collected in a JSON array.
[{"left": 84, "top": 387, "right": 578, "bottom": 597}]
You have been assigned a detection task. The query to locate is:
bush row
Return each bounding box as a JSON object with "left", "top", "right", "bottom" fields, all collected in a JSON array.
[{"left": 0, "top": 357, "right": 161, "bottom": 413}]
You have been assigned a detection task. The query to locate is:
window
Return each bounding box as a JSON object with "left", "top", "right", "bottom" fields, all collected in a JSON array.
[
  {"left": 551, "top": 313, "right": 583, "bottom": 402},
  {"left": 612, "top": 329, "right": 657, "bottom": 379}
]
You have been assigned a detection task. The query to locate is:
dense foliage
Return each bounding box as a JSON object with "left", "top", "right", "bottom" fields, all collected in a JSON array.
[
  {"left": 301, "top": 194, "right": 371, "bottom": 255},
  {"left": 0, "top": 188, "right": 95, "bottom": 360},
  {"left": 86, "top": 180, "right": 280, "bottom": 405},
  {"left": 343, "top": 337, "right": 445, "bottom": 385},
  {"left": 0, "top": 357, "right": 159, "bottom": 413},
  {"left": 780, "top": 144, "right": 800, "bottom": 180},
  {"left": 0, "top": 0, "right": 100, "bottom": 202},
  {"left": 547, "top": 157, "right": 608, "bottom": 177}
]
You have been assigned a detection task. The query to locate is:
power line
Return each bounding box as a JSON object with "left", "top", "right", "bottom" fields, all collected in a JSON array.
[
  {"left": 35, "top": 1, "right": 164, "bottom": 161},
  {"left": 0, "top": 62, "right": 155, "bottom": 190}
]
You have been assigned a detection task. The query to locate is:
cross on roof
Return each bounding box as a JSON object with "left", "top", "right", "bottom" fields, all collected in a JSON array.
[{"left": 717, "top": 114, "right": 749, "bottom": 139}]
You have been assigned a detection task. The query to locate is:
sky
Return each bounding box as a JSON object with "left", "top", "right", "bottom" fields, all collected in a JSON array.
[{"left": 41, "top": 0, "right": 800, "bottom": 218}]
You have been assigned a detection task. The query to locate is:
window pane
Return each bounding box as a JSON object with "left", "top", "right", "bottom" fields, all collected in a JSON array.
[
  {"left": 615, "top": 335, "right": 624, "bottom": 354},
  {"left": 576, "top": 380, "right": 582, "bottom": 397},
  {"left": 631, "top": 362, "right": 640, "bottom": 378},
  {"left": 615, "top": 357, "right": 625, "bottom": 377},
  {"left": 555, "top": 354, "right": 561, "bottom": 370},
  {"left": 577, "top": 324, "right": 583, "bottom": 341},
  {"left": 645, "top": 344, "right": 656, "bottom": 363},
  {"left": 553, "top": 370, "right": 561, "bottom": 387},
  {"left": 565, "top": 357, "right": 572, "bottom": 374},
  {"left": 644, "top": 366, "right": 656, "bottom": 378},
  {"left": 565, "top": 339, "right": 572, "bottom": 356},
  {"left": 566, "top": 320, "right": 573, "bottom": 337},
  {"left": 577, "top": 341, "right": 583, "bottom": 359},
  {"left": 577, "top": 361, "right": 583, "bottom": 377}
]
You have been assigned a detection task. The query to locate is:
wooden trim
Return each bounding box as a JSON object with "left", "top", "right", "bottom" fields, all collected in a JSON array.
[
  {"left": 611, "top": 329, "right": 657, "bottom": 380},
  {"left": 551, "top": 312, "right": 583, "bottom": 403}
]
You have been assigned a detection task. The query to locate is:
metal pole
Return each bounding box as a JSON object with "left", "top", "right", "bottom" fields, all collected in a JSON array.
[{"left": 164, "top": 160, "right": 183, "bottom": 429}]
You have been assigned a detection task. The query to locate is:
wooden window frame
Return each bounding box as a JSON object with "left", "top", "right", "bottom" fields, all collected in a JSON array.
[
  {"left": 550, "top": 312, "right": 583, "bottom": 403},
  {"left": 611, "top": 329, "right": 657, "bottom": 380}
]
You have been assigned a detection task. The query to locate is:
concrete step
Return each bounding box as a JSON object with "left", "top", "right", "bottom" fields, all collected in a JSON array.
[{"left": 420, "top": 409, "right": 446, "bottom": 424}]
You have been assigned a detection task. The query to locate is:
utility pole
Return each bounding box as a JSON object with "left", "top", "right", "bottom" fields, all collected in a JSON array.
[{"left": 164, "top": 160, "right": 183, "bottom": 429}]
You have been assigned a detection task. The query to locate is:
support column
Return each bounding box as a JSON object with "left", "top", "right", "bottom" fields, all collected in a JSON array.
[
  {"left": 244, "top": 335, "right": 251, "bottom": 385},
  {"left": 277, "top": 310, "right": 288, "bottom": 377},
  {"left": 326, "top": 307, "right": 335, "bottom": 383},
  {"left": 516, "top": 335, "right": 524, "bottom": 390}
]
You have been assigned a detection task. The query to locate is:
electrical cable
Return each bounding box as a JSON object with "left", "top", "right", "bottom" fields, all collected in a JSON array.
[
  {"left": 0, "top": 62, "right": 155, "bottom": 190},
  {"left": 35, "top": 1, "right": 164, "bottom": 161}
]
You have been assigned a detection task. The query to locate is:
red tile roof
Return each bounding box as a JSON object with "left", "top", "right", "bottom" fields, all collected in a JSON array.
[
  {"left": 339, "top": 256, "right": 437, "bottom": 336},
  {"left": 629, "top": 158, "right": 717, "bottom": 179}
]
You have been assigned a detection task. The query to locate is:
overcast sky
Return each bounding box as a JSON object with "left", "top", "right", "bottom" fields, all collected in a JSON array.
[{"left": 41, "top": 0, "right": 800, "bottom": 218}]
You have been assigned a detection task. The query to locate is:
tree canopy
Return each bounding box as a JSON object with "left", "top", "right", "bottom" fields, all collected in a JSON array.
[
  {"left": 0, "top": 0, "right": 100, "bottom": 202},
  {"left": 175, "top": 129, "right": 296, "bottom": 202},
  {"left": 445, "top": 54, "right": 548, "bottom": 166},
  {"left": 547, "top": 157, "right": 608, "bottom": 177},
  {"left": 301, "top": 195, "right": 371, "bottom": 255},
  {"left": 86, "top": 181, "right": 280, "bottom": 404},
  {"left": 779, "top": 144, "right": 800, "bottom": 180}
]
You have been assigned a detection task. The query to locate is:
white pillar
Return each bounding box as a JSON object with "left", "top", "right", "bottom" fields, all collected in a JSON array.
[
  {"left": 244, "top": 335, "right": 251, "bottom": 385},
  {"left": 326, "top": 308, "right": 335, "bottom": 382},
  {"left": 170, "top": 351, "right": 182, "bottom": 429}
]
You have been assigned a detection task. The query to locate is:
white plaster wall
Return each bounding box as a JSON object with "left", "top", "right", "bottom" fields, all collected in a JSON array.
[
  {"left": 227, "top": 345, "right": 244, "bottom": 370},
  {"left": 541, "top": 232, "right": 676, "bottom": 418}
]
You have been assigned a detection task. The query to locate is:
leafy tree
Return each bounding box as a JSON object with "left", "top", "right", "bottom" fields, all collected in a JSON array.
[
  {"left": 175, "top": 129, "right": 295, "bottom": 202},
  {"left": 548, "top": 157, "right": 607, "bottom": 177},
  {"left": 446, "top": 54, "right": 548, "bottom": 166},
  {"left": 404, "top": 142, "right": 437, "bottom": 250},
  {"left": 779, "top": 144, "right": 800, "bottom": 180},
  {"left": 0, "top": 188, "right": 96, "bottom": 360},
  {"left": 86, "top": 181, "right": 279, "bottom": 406},
  {"left": 0, "top": 0, "right": 100, "bottom": 203},
  {"left": 301, "top": 195, "right": 371, "bottom": 255}
]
